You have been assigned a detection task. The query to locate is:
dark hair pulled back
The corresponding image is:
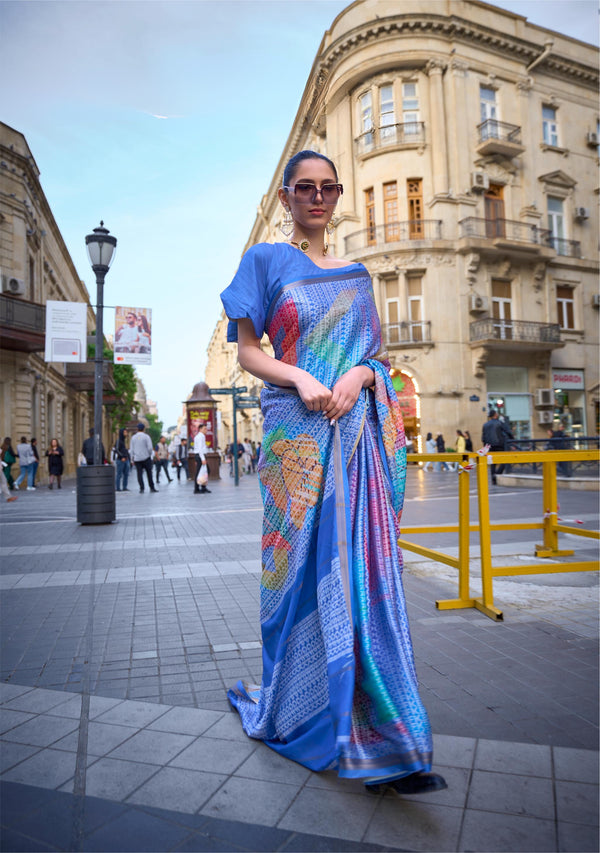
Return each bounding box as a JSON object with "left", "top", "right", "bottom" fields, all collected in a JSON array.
[{"left": 283, "top": 150, "right": 338, "bottom": 187}]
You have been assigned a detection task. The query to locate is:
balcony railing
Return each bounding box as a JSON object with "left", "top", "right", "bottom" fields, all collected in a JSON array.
[
  {"left": 470, "top": 318, "right": 561, "bottom": 345},
  {"left": 477, "top": 119, "right": 523, "bottom": 145},
  {"left": 545, "top": 237, "right": 582, "bottom": 258},
  {"left": 0, "top": 294, "right": 45, "bottom": 352},
  {"left": 382, "top": 321, "right": 432, "bottom": 347},
  {"left": 345, "top": 220, "right": 442, "bottom": 254},
  {"left": 459, "top": 217, "right": 550, "bottom": 245},
  {"left": 355, "top": 122, "right": 425, "bottom": 156}
]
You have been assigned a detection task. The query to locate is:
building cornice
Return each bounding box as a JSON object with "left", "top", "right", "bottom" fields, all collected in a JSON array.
[{"left": 320, "top": 14, "right": 598, "bottom": 91}]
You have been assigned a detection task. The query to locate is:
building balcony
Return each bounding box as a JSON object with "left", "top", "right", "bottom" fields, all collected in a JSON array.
[
  {"left": 545, "top": 237, "right": 582, "bottom": 258},
  {"left": 469, "top": 318, "right": 563, "bottom": 351},
  {"left": 382, "top": 321, "right": 432, "bottom": 348},
  {"left": 354, "top": 122, "right": 426, "bottom": 157},
  {"left": 65, "top": 362, "right": 116, "bottom": 393},
  {"left": 458, "top": 217, "right": 554, "bottom": 258},
  {"left": 476, "top": 119, "right": 525, "bottom": 157},
  {"left": 344, "top": 220, "right": 442, "bottom": 254},
  {"left": 0, "top": 294, "right": 45, "bottom": 352}
]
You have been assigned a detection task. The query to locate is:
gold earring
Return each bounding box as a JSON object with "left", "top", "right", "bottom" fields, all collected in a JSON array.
[
  {"left": 326, "top": 214, "right": 337, "bottom": 236},
  {"left": 280, "top": 207, "right": 294, "bottom": 238}
]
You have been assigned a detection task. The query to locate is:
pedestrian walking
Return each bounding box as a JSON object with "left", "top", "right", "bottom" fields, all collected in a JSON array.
[
  {"left": 81, "top": 428, "right": 106, "bottom": 466},
  {"left": 220, "top": 149, "right": 445, "bottom": 796},
  {"left": 1, "top": 437, "right": 16, "bottom": 490},
  {"left": 14, "top": 436, "right": 36, "bottom": 490},
  {"left": 173, "top": 438, "right": 189, "bottom": 481},
  {"left": 114, "top": 428, "right": 131, "bottom": 491},
  {"left": 481, "top": 410, "right": 513, "bottom": 485},
  {"left": 45, "top": 438, "right": 64, "bottom": 489},
  {"left": 30, "top": 438, "right": 40, "bottom": 487},
  {"left": 464, "top": 430, "right": 473, "bottom": 452},
  {"left": 0, "top": 457, "right": 17, "bottom": 502},
  {"left": 551, "top": 422, "right": 571, "bottom": 477},
  {"left": 435, "top": 433, "right": 450, "bottom": 471},
  {"left": 154, "top": 436, "right": 172, "bottom": 484},
  {"left": 193, "top": 423, "right": 211, "bottom": 494},
  {"left": 129, "top": 423, "right": 157, "bottom": 493},
  {"left": 423, "top": 432, "right": 437, "bottom": 471},
  {"left": 242, "top": 438, "right": 253, "bottom": 473}
]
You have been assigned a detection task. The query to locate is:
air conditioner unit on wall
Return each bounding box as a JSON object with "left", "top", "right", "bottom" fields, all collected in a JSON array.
[
  {"left": 535, "top": 388, "right": 554, "bottom": 407},
  {"left": 593, "top": 293, "right": 600, "bottom": 308},
  {"left": 586, "top": 131, "right": 598, "bottom": 147},
  {"left": 1, "top": 275, "right": 25, "bottom": 295},
  {"left": 470, "top": 294, "right": 489, "bottom": 313},
  {"left": 574, "top": 207, "right": 589, "bottom": 221},
  {"left": 471, "top": 171, "right": 490, "bottom": 192},
  {"left": 538, "top": 410, "right": 555, "bottom": 424}
]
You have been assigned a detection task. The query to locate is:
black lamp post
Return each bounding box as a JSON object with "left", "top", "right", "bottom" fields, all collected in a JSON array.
[
  {"left": 77, "top": 222, "right": 117, "bottom": 525},
  {"left": 85, "top": 222, "right": 117, "bottom": 465}
]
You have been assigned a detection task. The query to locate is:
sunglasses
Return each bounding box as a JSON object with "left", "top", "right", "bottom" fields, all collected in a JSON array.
[{"left": 283, "top": 183, "right": 343, "bottom": 204}]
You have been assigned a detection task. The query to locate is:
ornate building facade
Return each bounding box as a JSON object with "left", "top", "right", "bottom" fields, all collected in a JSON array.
[
  {"left": 0, "top": 122, "right": 111, "bottom": 476},
  {"left": 207, "top": 0, "right": 599, "bottom": 448}
]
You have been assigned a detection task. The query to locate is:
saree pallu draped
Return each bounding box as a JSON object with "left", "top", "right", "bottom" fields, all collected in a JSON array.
[{"left": 222, "top": 246, "right": 432, "bottom": 779}]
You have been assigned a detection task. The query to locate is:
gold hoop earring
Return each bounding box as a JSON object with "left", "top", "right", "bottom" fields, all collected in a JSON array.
[
  {"left": 279, "top": 207, "right": 294, "bottom": 238},
  {"left": 326, "top": 214, "right": 337, "bottom": 236}
]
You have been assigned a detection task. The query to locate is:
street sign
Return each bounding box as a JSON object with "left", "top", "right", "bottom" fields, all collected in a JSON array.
[
  {"left": 209, "top": 386, "right": 247, "bottom": 396},
  {"left": 237, "top": 398, "right": 260, "bottom": 408}
]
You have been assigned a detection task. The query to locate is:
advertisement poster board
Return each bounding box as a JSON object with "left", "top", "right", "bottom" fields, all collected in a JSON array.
[
  {"left": 44, "top": 300, "right": 86, "bottom": 363},
  {"left": 114, "top": 306, "right": 152, "bottom": 365},
  {"left": 187, "top": 407, "right": 216, "bottom": 453}
]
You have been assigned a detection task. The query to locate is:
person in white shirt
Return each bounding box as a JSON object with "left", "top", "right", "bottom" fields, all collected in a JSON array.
[
  {"left": 193, "top": 423, "right": 211, "bottom": 494},
  {"left": 129, "top": 423, "right": 158, "bottom": 493},
  {"left": 115, "top": 312, "right": 140, "bottom": 352},
  {"left": 14, "top": 436, "right": 36, "bottom": 490}
]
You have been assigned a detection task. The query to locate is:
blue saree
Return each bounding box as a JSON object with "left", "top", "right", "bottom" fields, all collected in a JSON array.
[{"left": 220, "top": 242, "right": 432, "bottom": 779}]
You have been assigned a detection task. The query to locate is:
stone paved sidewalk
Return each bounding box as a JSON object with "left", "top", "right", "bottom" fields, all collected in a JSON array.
[{"left": 0, "top": 468, "right": 598, "bottom": 851}]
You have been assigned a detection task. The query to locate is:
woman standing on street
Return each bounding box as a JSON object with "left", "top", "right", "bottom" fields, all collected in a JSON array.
[
  {"left": 45, "top": 438, "right": 64, "bottom": 489},
  {"left": 114, "top": 428, "right": 130, "bottom": 492},
  {"left": 220, "top": 150, "right": 445, "bottom": 797},
  {"left": 1, "top": 437, "right": 16, "bottom": 490},
  {"left": 30, "top": 438, "right": 40, "bottom": 487}
]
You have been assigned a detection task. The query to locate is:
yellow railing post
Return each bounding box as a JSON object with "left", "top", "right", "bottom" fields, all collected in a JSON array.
[
  {"left": 536, "top": 460, "right": 574, "bottom": 558},
  {"left": 435, "top": 457, "right": 476, "bottom": 612},
  {"left": 474, "top": 452, "right": 503, "bottom": 621}
]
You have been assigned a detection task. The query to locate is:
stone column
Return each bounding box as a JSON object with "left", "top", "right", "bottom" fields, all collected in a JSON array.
[
  {"left": 448, "top": 60, "right": 470, "bottom": 196},
  {"left": 426, "top": 59, "right": 449, "bottom": 197}
]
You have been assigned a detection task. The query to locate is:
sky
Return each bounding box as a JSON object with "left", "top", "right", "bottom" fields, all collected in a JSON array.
[{"left": 2, "top": 0, "right": 598, "bottom": 429}]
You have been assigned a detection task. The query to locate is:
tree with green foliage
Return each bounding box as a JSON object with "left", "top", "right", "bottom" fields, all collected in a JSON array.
[
  {"left": 88, "top": 338, "right": 140, "bottom": 430},
  {"left": 145, "top": 413, "right": 164, "bottom": 447}
]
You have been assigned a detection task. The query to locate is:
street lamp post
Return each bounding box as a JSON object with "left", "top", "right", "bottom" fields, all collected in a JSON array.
[
  {"left": 77, "top": 222, "right": 117, "bottom": 525},
  {"left": 85, "top": 222, "right": 117, "bottom": 465}
]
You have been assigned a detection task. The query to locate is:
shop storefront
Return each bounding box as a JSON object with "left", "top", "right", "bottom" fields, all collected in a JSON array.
[
  {"left": 552, "top": 369, "right": 586, "bottom": 436},
  {"left": 486, "top": 366, "right": 531, "bottom": 439},
  {"left": 390, "top": 369, "right": 421, "bottom": 450}
]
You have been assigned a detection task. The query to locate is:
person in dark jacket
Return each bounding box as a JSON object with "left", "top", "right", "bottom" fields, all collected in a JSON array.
[
  {"left": 481, "top": 411, "right": 513, "bottom": 484},
  {"left": 31, "top": 438, "right": 40, "bottom": 486},
  {"left": 81, "top": 428, "right": 106, "bottom": 466},
  {"left": 435, "top": 434, "right": 450, "bottom": 471},
  {"left": 464, "top": 431, "right": 473, "bottom": 452},
  {"left": 46, "top": 439, "right": 64, "bottom": 489},
  {"left": 114, "top": 428, "right": 131, "bottom": 491},
  {"left": 1, "top": 437, "right": 16, "bottom": 489}
]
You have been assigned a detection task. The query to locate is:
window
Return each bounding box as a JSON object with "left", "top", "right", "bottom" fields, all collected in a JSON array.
[
  {"left": 542, "top": 105, "right": 559, "bottom": 147},
  {"left": 480, "top": 86, "right": 498, "bottom": 138},
  {"left": 365, "top": 188, "right": 376, "bottom": 245},
  {"left": 407, "top": 179, "right": 423, "bottom": 238},
  {"left": 491, "top": 280, "right": 512, "bottom": 340},
  {"left": 383, "top": 182, "right": 399, "bottom": 241},
  {"left": 485, "top": 184, "right": 505, "bottom": 238},
  {"left": 547, "top": 196, "right": 565, "bottom": 252},
  {"left": 360, "top": 91, "right": 373, "bottom": 148},
  {"left": 407, "top": 276, "right": 424, "bottom": 342},
  {"left": 402, "top": 83, "right": 420, "bottom": 135},
  {"left": 380, "top": 85, "right": 395, "bottom": 141},
  {"left": 556, "top": 286, "right": 575, "bottom": 330},
  {"left": 386, "top": 280, "right": 400, "bottom": 344}
]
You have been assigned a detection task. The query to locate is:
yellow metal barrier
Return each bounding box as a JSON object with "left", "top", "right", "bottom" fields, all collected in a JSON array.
[{"left": 400, "top": 449, "right": 599, "bottom": 621}]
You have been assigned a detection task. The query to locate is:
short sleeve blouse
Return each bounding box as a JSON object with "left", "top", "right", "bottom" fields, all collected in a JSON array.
[{"left": 220, "top": 243, "right": 274, "bottom": 342}]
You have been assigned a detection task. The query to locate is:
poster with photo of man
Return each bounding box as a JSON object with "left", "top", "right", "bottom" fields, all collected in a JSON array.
[{"left": 114, "top": 307, "right": 152, "bottom": 365}]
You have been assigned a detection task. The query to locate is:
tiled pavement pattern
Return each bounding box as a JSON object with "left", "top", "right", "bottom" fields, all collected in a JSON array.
[{"left": 1, "top": 471, "right": 598, "bottom": 851}]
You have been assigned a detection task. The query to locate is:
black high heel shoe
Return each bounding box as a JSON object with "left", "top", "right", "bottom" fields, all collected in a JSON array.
[{"left": 365, "top": 772, "right": 448, "bottom": 796}]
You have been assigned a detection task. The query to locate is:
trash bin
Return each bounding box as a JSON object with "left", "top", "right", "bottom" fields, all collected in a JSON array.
[{"left": 77, "top": 465, "right": 115, "bottom": 524}]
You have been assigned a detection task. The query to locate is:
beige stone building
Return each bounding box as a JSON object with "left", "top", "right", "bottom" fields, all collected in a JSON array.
[
  {"left": 0, "top": 122, "right": 112, "bottom": 477},
  {"left": 207, "top": 0, "right": 599, "bottom": 450}
]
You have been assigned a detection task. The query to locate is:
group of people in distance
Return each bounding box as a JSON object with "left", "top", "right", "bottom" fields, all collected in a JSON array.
[
  {"left": 0, "top": 436, "right": 64, "bottom": 501},
  {"left": 422, "top": 429, "right": 474, "bottom": 472}
]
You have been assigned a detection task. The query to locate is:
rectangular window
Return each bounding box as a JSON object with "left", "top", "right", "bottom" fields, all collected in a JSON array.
[
  {"left": 480, "top": 86, "right": 498, "bottom": 138},
  {"left": 383, "top": 181, "right": 399, "bottom": 241},
  {"left": 556, "top": 285, "right": 575, "bottom": 330},
  {"left": 380, "top": 85, "right": 395, "bottom": 142},
  {"left": 365, "top": 188, "right": 376, "bottom": 245},
  {"left": 492, "top": 280, "right": 512, "bottom": 340},
  {"left": 485, "top": 184, "right": 505, "bottom": 238},
  {"left": 402, "top": 82, "right": 419, "bottom": 135},
  {"left": 407, "top": 276, "right": 423, "bottom": 342},
  {"left": 385, "top": 280, "right": 399, "bottom": 344},
  {"left": 360, "top": 91, "right": 373, "bottom": 150},
  {"left": 547, "top": 196, "right": 565, "bottom": 253},
  {"left": 542, "top": 105, "right": 559, "bottom": 146},
  {"left": 407, "top": 179, "right": 423, "bottom": 238}
]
